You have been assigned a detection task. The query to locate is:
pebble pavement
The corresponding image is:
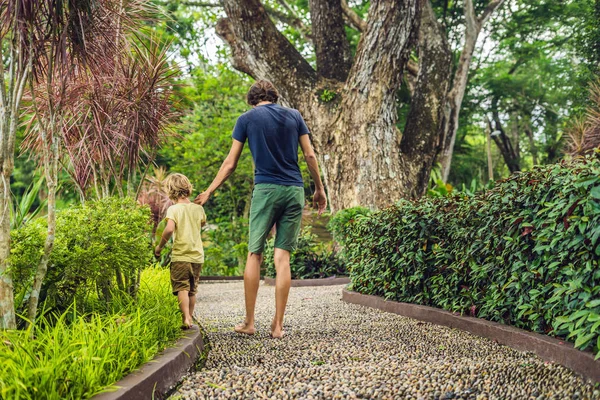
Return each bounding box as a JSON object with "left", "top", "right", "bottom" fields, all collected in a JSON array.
[{"left": 172, "top": 282, "right": 600, "bottom": 400}]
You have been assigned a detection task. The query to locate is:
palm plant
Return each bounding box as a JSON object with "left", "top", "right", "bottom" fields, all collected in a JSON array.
[
  {"left": 8, "top": 0, "right": 159, "bottom": 327},
  {"left": 0, "top": 0, "right": 113, "bottom": 329},
  {"left": 60, "top": 35, "right": 179, "bottom": 202}
]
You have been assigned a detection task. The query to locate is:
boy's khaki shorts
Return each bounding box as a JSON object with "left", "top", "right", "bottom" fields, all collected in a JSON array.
[
  {"left": 170, "top": 262, "right": 203, "bottom": 296},
  {"left": 248, "top": 183, "right": 305, "bottom": 254}
]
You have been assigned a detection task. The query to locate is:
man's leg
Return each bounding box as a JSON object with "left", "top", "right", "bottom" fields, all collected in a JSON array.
[
  {"left": 235, "top": 252, "right": 263, "bottom": 335},
  {"left": 270, "top": 186, "right": 304, "bottom": 338},
  {"left": 236, "top": 184, "right": 277, "bottom": 335},
  {"left": 177, "top": 290, "right": 193, "bottom": 328},
  {"left": 271, "top": 248, "right": 290, "bottom": 338}
]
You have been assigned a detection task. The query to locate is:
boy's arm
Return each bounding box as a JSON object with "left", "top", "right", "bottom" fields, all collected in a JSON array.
[
  {"left": 299, "top": 135, "right": 327, "bottom": 215},
  {"left": 195, "top": 140, "right": 244, "bottom": 206},
  {"left": 155, "top": 219, "right": 175, "bottom": 257}
]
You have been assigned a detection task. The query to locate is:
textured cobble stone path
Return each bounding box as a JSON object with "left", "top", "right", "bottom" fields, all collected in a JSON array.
[{"left": 173, "top": 282, "right": 599, "bottom": 400}]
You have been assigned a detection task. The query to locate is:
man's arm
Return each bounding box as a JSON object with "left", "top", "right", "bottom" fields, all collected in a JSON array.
[
  {"left": 155, "top": 219, "right": 175, "bottom": 257},
  {"left": 194, "top": 139, "right": 245, "bottom": 206},
  {"left": 299, "top": 135, "right": 327, "bottom": 215}
]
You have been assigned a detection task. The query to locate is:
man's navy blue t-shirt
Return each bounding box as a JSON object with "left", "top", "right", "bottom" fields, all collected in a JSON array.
[{"left": 232, "top": 103, "right": 309, "bottom": 187}]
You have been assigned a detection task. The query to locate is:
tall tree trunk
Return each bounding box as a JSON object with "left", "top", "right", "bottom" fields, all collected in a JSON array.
[
  {"left": 27, "top": 132, "right": 60, "bottom": 326},
  {"left": 401, "top": 0, "right": 452, "bottom": 198},
  {"left": 0, "top": 167, "right": 16, "bottom": 329},
  {"left": 0, "top": 37, "right": 30, "bottom": 329},
  {"left": 488, "top": 106, "right": 520, "bottom": 173},
  {"left": 510, "top": 111, "right": 520, "bottom": 163},
  {"left": 524, "top": 116, "right": 538, "bottom": 165},
  {"left": 437, "top": 0, "right": 505, "bottom": 181},
  {"left": 217, "top": 0, "right": 425, "bottom": 211},
  {"left": 319, "top": 0, "right": 421, "bottom": 210},
  {"left": 309, "top": 0, "right": 352, "bottom": 81}
]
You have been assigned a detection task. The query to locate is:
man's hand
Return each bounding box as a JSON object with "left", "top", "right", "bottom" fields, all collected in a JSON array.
[
  {"left": 154, "top": 245, "right": 162, "bottom": 258},
  {"left": 313, "top": 188, "right": 327, "bottom": 215},
  {"left": 194, "top": 191, "right": 211, "bottom": 206}
]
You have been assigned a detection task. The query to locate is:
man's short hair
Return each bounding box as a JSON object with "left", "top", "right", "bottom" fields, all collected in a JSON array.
[{"left": 247, "top": 80, "right": 279, "bottom": 106}]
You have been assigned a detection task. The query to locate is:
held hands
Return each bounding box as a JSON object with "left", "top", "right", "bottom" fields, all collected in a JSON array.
[
  {"left": 313, "top": 188, "right": 327, "bottom": 216},
  {"left": 194, "top": 191, "right": 211, "bottom": 206}
]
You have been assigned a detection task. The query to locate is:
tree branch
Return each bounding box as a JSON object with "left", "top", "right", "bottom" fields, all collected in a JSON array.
[
  {"left": 345, "top": 0, "right": 420, "bottom": 99},
  {"left": 402, "top": 0, "right": 452, "bottom": 160},
  {"left": 341, "top": 0, "right": 367, "bottom": 32},
  {"left": 480, "top": 0, "right": 504, "bottom": 24},
  {"left": 157, "top": 0, "right": 313, "bottom": 41},
  {"left": 309, "top": 0, "right": 352, "bottom": 81},
  {"left": 161, "top": 0, "right": 221, "bottom": 6},
  {"left": 217, "top": 0, "right": 317, "bottom": 106}
]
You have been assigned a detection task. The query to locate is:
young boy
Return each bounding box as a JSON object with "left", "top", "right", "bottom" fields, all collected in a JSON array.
[{"left": 155, "top": 173, "right": 206, "bottom": 329}]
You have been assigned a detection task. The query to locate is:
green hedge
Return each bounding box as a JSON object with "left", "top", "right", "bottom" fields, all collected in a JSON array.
[
  {"left": 0, "top": 267, "right": 181, "bottom": 399},
  {"left": 264, "top": 227, "right": 346, "bottom": 279},
  {"left": 10, "top": 197, "right": 152, "bottom": 316},
  {"left": 330, "top": 154, "right": 600, "bottom": 357}
]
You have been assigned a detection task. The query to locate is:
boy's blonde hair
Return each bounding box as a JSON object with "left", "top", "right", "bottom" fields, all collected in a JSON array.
[{"left": 165, "top": 173, "right": 193, "bottom": 201}]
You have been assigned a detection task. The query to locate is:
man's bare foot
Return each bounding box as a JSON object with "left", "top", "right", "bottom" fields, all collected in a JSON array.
[
  {"left": 234, "top": 321, "right": 255, "bottom": 335},
  {"left": 270, "top": 320, "right": 284, "bottom": 338}
]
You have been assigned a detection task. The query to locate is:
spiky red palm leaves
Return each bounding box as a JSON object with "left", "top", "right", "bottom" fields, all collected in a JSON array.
[
  {"left": 20, "top": 0, "right": 178, "bottom": 199},
  {"left": 566, "top": 81, "right": 600, "bottom": 156},
  {"left": 60, "top": 37, "right": 179, "bottom": 198}
]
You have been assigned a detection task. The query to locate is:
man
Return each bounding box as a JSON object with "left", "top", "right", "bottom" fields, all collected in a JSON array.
[{"left": 195, "top": 80, "right": 327, "bottom": 338}]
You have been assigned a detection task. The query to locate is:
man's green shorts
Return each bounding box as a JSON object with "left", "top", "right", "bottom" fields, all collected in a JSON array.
[{"left": 248, "top": 183, "right": 305, "bottom": 254}]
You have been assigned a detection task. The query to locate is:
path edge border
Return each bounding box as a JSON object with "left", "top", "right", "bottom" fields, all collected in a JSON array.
[
  {"left": 264, "top": 276, "right": 350, "bottom": 287},
  {"left": 92, "top": 325, "right": 206, "bottom": 400},
  {"left": 342, "top": 289, "right": 600, "bottom": 383}
]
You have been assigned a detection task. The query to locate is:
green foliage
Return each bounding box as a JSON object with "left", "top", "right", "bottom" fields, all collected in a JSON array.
[
  {"left": 11, "top": 176, "right": 47, "bottom": 230},
  {"left": 264, "top": 227, "right": 346, "bottom": 279},
  {"left": 427, "top": 164, "right": 454, "bottom": 197},
  {"left": 202, "top": 218, "right": 248, "bottom": 276},
  {"left": 331, "top": 154, "right": 600, "bottom": 356},
  {"left": 0, "top": 267, "right": 181, "bottom": 400},
  {"left": 328, "top": 207, "right": 371, "bottom": 252},
  {"left": 318, "top": 89, "right": 337, "bottom": 103},
  {"left": 10, "top": 197, "right": 152, "bottom": 315}
]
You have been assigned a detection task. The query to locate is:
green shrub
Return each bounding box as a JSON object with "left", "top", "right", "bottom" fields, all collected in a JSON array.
[
  {"left": 0, "top": 267, "right": 181, "bottom": 400},
  {"left": 202, "top": 217, "right": 248, "bottom": 276},
  {"left": 10, "top": 197, "right": 152, "bottom": 315},
  {"left": 330, "top": 154, "right": 600, "bottom": 357},
  {"left": 264, "top": 227, "right": 346, "bottom": 279}
]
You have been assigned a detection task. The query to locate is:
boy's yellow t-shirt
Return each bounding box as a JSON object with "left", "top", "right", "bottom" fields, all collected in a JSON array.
[{"left": 165, "top": 203, "right": 206, "bottom": 263}]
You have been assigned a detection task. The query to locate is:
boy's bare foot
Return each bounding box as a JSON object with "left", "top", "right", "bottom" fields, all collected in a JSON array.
[
  {"left": 181, "top": 318, "right": 194, "bottom": 330},
  {"left": 234, "top": 321, "right": 255, "bottom": 335}
]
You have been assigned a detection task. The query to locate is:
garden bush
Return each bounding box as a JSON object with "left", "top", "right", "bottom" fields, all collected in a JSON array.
[
  {"left": 0, "top": 267, "right": 181, "bottom": 400},
  {"left": 10, "top": 197, "right": 152, "bottom": 316},
  {"left": 264, "top": 227, "right": 346, "bottom": 279},
  {"left": 330, "top": 154, "right": 600, "bottom": 356}
]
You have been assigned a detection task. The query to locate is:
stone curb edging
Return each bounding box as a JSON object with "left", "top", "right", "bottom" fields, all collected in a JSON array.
[
  {"left": 92, "top": 325, "right": 205, "bottom": 400},
  {"left": 342, "top": 289, "right": 600, "bottom": 383},
  {"left": 263, "top": 276, "right": 351, "bottom": 287}
]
